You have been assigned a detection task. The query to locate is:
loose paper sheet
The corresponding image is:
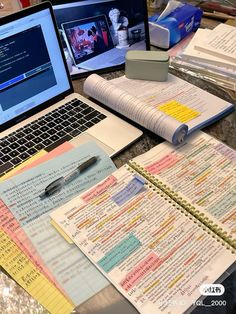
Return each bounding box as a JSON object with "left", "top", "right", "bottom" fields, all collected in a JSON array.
[
  {"left": 0, "top": 142, "right": 116, "bottom": 305},
  {"left": 0, "top": 230, "right": 74, "bottom": 314}
]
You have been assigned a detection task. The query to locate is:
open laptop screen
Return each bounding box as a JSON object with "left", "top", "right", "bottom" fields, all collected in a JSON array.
[
  {"left": 0, "top": 5, "right": 72, "bottom": 128},
  {"left": 52, "top": 0, "right": 150, "bottom": 78}
]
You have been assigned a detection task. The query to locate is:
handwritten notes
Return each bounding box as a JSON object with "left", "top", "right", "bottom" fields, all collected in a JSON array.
[
  {"left": 0, "top": 230, "right": 74, "bottom": 314},
  {"left": 50, "top": 165, "right": 235, "bottom": 314},
  {"left": 0, "top": 142, "right": 116, "bottom": 305}
]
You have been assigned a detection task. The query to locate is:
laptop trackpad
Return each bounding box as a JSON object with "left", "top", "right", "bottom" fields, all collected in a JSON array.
[{"left": 71, "top": 133, "right": 115, "bottom": 156}]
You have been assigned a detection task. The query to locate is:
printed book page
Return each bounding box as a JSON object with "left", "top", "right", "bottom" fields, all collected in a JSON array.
[
  {"left": 131, "top": 131, "right": 236, "bottom": 244},
  {"left": 194, "top": 24, "right": 236, "bottom": 63},
  {"left": 84, "top": 74, "right": 188, "bottom": 144},
  {"left": 0, "top": 142, "right": 116, "bottom": 305},
  {"left": 110, "top": 75, "right": 234, "bottom": 135},
  {"left": 182, "top": 28, "right": 236, "bottom": 70},
  {"left": 50, "top": 166, "right": 235, "bottom": 314}
]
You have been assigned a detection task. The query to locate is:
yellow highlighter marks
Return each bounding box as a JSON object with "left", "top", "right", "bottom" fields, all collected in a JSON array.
[
  {"left": 0, "top": 230, "right": 74, "bottom": 314},
  {"left": 158, "top": 100, "right": 200, "bottom": 123}
]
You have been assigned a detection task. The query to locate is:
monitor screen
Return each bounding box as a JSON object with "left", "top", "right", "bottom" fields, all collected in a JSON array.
[{"left": 52, "top": 0, "right": 150, "bottom": 78}]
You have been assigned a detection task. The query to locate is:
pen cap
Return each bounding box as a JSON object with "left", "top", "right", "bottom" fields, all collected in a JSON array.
[{"left": 125, "top": 50, "right": 169, "bottom": 81}]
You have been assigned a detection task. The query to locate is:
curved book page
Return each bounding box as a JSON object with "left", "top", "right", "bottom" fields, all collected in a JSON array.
[{"left": 84, "top": 74, "right": 188, "bottom": 144}]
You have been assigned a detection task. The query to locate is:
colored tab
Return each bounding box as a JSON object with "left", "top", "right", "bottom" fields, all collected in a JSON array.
[
  {"left": 112, "top": 176, "right": 145, "bottom": 206},
  {"left": 98, "top": 234, "right": 141, "bottom": 273},
  {"left": 158, "top": 100, "right": 200, "bottom": 123},
  {"left": 50, "top": 220, "right": 73, "bottom": 244}
]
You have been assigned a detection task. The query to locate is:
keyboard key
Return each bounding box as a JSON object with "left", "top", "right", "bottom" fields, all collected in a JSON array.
[
  {"left": 23, "top": 127, "right": 32, "bottom": 134},
  {"left": 40, "top": 126, "right": 49, "bottom": 132},
  {"left": 1, "top": 140, "right": 10, "bottom": 147},
  {"left": 7, "top": 136, "right": 17, "bottom": 143},
  {"left": 19, "top": 152, "right": 30, "bottom": 160},
  {"left": 11, "top": 157, "right": 21, "bottom": 165},
  {"left": 81, "top": 107, "right": 94, "bottom": 115},
  {"left": 84, "top": 111, "right": 99, "bottom": 121},
  {"left": 64, "top": 126, "right": 73, "bottom": 133},
  {"left": 78, "top": 125, "right": 87, "bottom": 132},
  {"left": 30, "top": 123, "right": 40, "bottom": 130},
  {"left": 35, "top": 143, "right": 44, "bottom": 150},
  {"left": 1, "top": 155, "right": 11, "bottom": 162},
  {"left": 17, "top": 138, "right": 27, "bottom": 145},
  {"left": 57, "top": 130, "right": 66, "bottom": 137},
  {"left": 25, "top": 141, "right": 35, "bottom": 148},
  {"left": 25, "top": 134, "right": 34, "bottom": 141},
  {"left": 50, "top": 135, "right": 60, "bottom": 142},
  {"left": 27, "top": 148, "right": 37, "bottom": 155},
  {"left": 42, "top": 139, "right": 53, "bottom": 147},
  {"left": 62, "top": 121, "right": 70, "bottom": 127},
  {"left": 45, "top": 135, "right": 72, "bottom": 152},
  {"left": 2, "top": 147, "right": 11, "bottom": 154},
  {"left": 34, "top": 137, "right": 42, "bottom": 144},
  {"left": 98, "top": 113, "right": 107, "bottom": 120},
  {"left": 41, "top": 133, "right": 49, "bottom": 140},
  {"left": 68, "top": 117, "right": 76, "bottom": 123},
  {"left": 70, "top": 129, "right": 81, "bottom": 137},
  {"left": 9, "top": 151, "right": 18, "bottom": 158},
  {"left": 32, "top": 130, "right": 42, "bottom": 137},
  {"left": 85, "top": 121, "right": 94, "bottom": 128},
  {"left": 55, "top": 124, "right": 64, "bottom": 131},
  {"left": 0, "top": 162, "right": 13, "bottom": 175},
  {"left": 9, "top": 142, "right": 19, "bottom": 150},
  {"left": 18, "top": 145, "right": 27, "bottom": 153},
  {"left": 48, "top": 121, "right": 56, "bottom": 128}
]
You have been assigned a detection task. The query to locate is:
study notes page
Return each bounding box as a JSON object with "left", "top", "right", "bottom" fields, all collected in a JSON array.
[
  {"left": 131, "top": 132, "right": 236, "bottom": 245},
  {"left": 51, "top": 166, "right": 235, "bottom": 314}
]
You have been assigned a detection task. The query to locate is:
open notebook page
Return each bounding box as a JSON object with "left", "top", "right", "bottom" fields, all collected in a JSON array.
[
  {"left": 131, "top": 131, "right": 236, "bottom": 245},
  {"left": 50, "top": 166, "right": 235, "bottom": 314}
]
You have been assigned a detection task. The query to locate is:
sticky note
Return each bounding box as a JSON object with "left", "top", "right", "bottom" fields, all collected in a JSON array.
[
  {"left": 158, "top": 100, "right": 200, "bottom": 123},
  {"left": 112, "top": 176, "right": 145, "bottom": 206},
  {"left": 0, "top": 230, "right": 74, "bottom": 314},
  {"left": 98, "top": 234, "right": 141, "bottom": 272}
]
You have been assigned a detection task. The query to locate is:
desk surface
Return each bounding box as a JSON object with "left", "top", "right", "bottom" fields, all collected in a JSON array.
[{"left": 0, "top": 67, "right": 236, "bottom": 314}]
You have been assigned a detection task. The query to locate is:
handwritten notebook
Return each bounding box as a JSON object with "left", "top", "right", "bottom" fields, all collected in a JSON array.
[
  {"left": 51, "top": 132, "right": 236, "bottom": 314},
  {"left": 83, "top": 74, "right": 234, "bottom": 145}
]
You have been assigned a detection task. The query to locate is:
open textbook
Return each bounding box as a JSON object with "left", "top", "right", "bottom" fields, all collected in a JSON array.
[
  {"left": 84, "top": 74, "right": 234, "bottom": 145},
  {"left": 51, "top": 132, "right": 236, "bottom": 314}
]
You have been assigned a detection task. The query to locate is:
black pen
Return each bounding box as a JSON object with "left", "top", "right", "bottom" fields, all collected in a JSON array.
[{"left": 40, "top": 156, "right": 99, "bottom": 198}]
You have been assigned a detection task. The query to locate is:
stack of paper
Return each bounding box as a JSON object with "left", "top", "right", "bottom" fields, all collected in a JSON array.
[
  {"left": 0, "top": 142, "right": 117, "bottom": 313},
  {"left": 170, "top": 24, "right": 236, "bottom": 92}
]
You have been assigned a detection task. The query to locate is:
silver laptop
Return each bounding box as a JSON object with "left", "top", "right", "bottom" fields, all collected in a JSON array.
[
  {"left": 62, "top": 15, "right": 127, "bottom": 71},
  {"left": 0, "top": 2, "right": 142, "bottom": 177}
]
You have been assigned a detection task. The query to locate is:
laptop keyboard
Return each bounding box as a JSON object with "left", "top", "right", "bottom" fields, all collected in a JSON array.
[{"left": 0, "top": 98, "right": 106, "bottom": 177}]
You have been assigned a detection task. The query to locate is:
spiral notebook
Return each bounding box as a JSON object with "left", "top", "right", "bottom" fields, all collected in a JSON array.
[{"left": 50, "top": 131, "right": 236, "bottom": 314}]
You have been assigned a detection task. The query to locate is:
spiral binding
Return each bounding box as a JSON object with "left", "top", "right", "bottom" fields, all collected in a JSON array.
[{"left": 128, "top": 161, "right": 236, "bottom": 252}]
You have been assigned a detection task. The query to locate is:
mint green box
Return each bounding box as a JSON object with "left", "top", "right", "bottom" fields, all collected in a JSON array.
[{"left": 125, "top": 50, "right": 169, "bottom": 81}]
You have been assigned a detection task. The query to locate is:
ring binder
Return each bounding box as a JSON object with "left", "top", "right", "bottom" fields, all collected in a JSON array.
[{"left": 128, "top": 160, "right": 236, "bottom": 251}]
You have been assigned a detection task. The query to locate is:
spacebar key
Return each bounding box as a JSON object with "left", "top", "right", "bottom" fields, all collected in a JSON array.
[{"left": 45, "top": 135, "right": 72, "bottom": 152}]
